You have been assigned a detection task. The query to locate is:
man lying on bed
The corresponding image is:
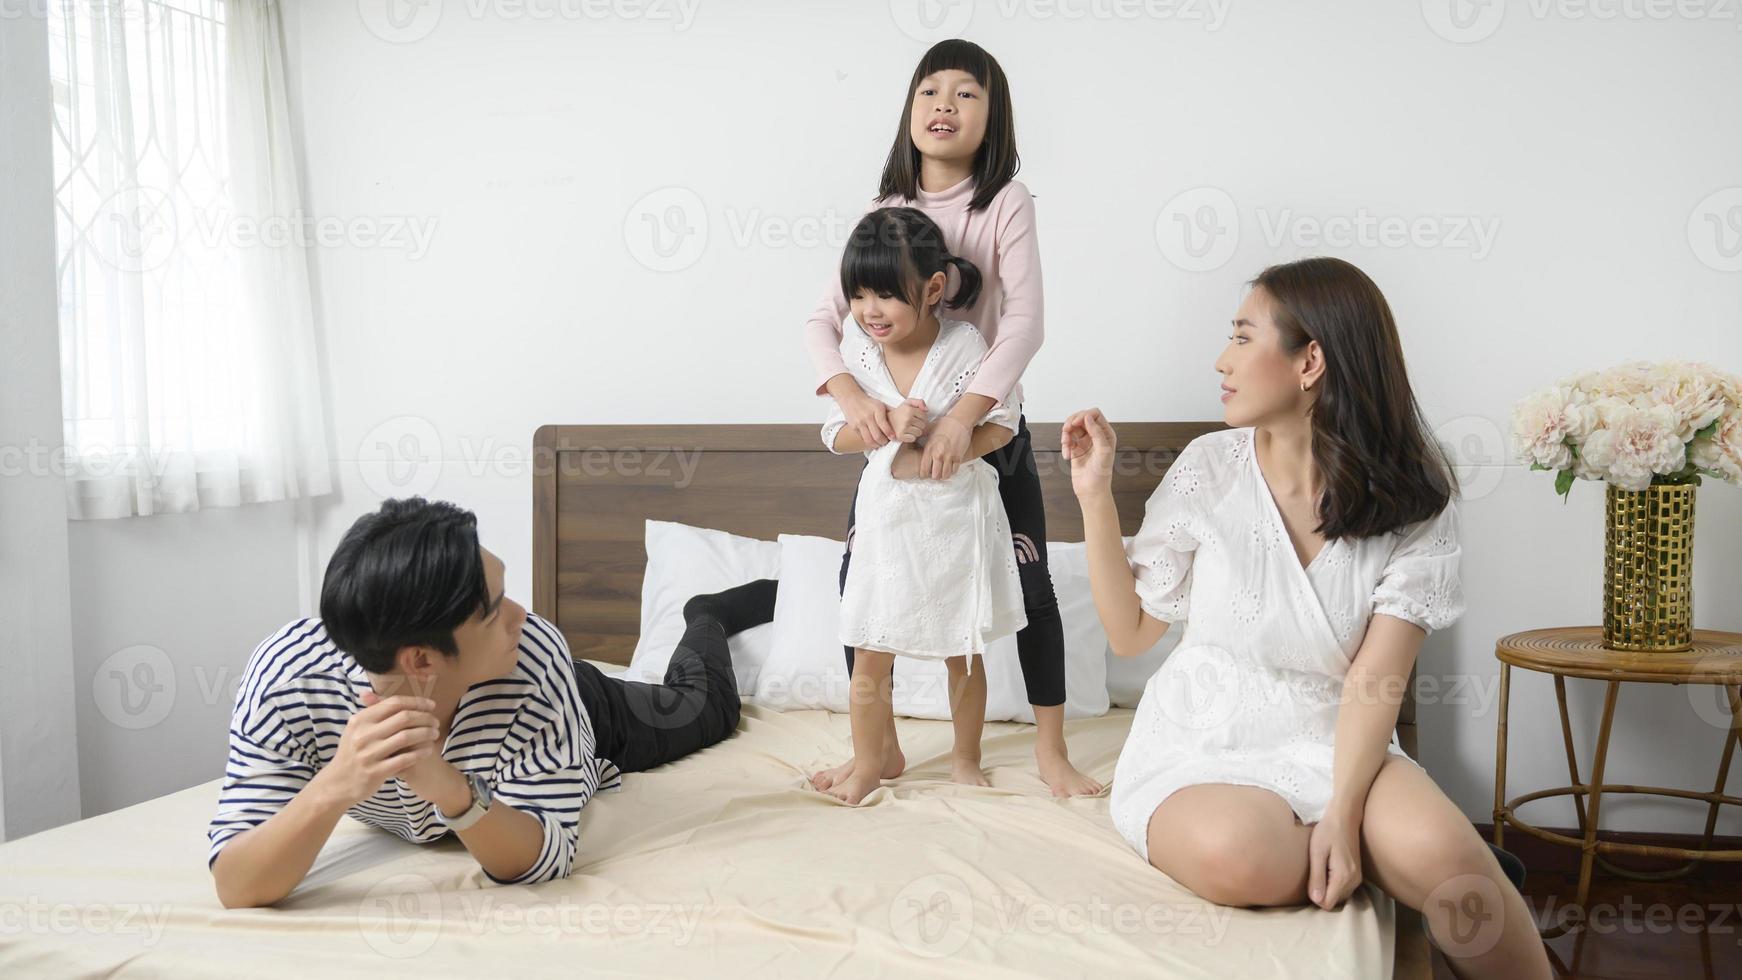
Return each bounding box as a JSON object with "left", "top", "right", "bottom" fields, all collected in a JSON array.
[{"left": 206, "top": 497, "right": 771, "bottom": 908}]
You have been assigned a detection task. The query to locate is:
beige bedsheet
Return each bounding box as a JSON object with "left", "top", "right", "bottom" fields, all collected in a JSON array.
[{"left": 0, "top": 689, "right": 1395, "bottom": 978}]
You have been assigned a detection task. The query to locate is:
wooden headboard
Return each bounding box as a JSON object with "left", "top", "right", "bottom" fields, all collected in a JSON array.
[{"left": 529, "top": 421, "right": 1417, "bottom": 754}]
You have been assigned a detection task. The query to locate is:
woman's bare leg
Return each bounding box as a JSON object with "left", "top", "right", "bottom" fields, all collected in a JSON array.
[
  {"left": 1360, "top": 756, "right": 1550, "bottom": 980},
  {"left": 1144, "top": 784, "right": 1313, "bottom": 907},
  {"left": 946, "top": 655, "right": 990, "bottom": 786},
  {"left": 825, "top": 648, "right": 896, "bottom": 805}
]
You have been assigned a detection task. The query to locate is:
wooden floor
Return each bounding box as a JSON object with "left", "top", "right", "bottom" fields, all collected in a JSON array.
[{"left": 1429, "top": 868, "right": 1742, "bottom": 979}]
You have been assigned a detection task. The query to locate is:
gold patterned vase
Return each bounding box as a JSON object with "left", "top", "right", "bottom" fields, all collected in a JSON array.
[{"left": 1602, "top": 483, "right": 1695, "bottom": 652}]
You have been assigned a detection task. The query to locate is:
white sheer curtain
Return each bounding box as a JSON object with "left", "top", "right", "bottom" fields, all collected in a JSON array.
[{"left": 49, "top": 0, "right": 330, "bottom": 519}]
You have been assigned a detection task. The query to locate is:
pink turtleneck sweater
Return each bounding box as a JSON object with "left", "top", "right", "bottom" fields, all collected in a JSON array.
[{"left": 803, "top": 176, "right": 1043, "bottom": 409}]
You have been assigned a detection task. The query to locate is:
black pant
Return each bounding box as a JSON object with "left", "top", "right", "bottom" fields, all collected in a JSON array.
[
  {"left": 570, "top": 620, "right": 741, "bottom": 774},
  {"left": 839, "top": 414, "right": 1067, "bottom": 707}
]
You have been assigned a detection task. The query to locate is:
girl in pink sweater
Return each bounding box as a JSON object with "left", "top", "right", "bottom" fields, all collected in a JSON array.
[{"left": 806, "top": 39, "right": 1101, "bottom": 799}]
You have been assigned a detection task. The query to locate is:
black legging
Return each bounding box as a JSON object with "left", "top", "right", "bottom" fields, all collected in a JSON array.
[
  {"left": 571, "top": 618, "right": 741, "bottom": 774},
  {"left": 839, "top": 414, "right": 1066, "bottom": 707}
]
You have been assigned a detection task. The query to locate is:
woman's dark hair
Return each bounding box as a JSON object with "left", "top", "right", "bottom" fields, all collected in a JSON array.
[
  {"left": 841, "top": 207, "right": 982, "bottom": 314},
  {"left": 319, "top": 497, "right": 490, "bottom": 674},
  {"left": 1250, "top": 257, "right": 1457, "bottom": 541},
  {"left": 878, "top": 39, "right": 1019, "bottom": 213}
]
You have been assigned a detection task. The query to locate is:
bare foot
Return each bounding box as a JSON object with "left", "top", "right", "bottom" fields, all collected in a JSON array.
[
  {"left": 950, "top": 756, "right": 991, "bottom": 787},
  {"left": 825, "top": 768, "right": 884, "bottom": 805},
  {"left": 1037, "top": 748, "right": 1103, "bottom": 798},
  {"left": 810, "top": 740, "right": 905, "bottom": 791}
]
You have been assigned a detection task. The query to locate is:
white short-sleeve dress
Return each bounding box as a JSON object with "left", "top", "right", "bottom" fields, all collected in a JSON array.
[
  {"left": 822, "top": 317, "right": 1027, "bottom": 661},
  {"left": 1110, "top": 427, "right": 1465, "bottom": 860}
]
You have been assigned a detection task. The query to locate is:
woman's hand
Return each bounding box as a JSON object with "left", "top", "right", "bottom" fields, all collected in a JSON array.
[
  {"left": 839, "top": 386, "right": 897, "bottom": 449},
  {"left": 888, "top": 397, "right": 929, "bottom": 444},
  {"left": 1307, "top": 807, "right": 1364, "bottom": 910},
  {"left": 920, "top": 416, "right": 971, "bottom": 480},
  {"left": 1061, "top": 408, "right": 1118, "bottom": 499}
]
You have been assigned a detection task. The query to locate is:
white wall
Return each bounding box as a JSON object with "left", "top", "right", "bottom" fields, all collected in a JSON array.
[
  {"left": 0, "top": 3, "right": 82, "bottom": 840},
  {"left": 66, "top": 507, "right": 304, "bottom": 818},
  {"left": 277, "top": 0, "right": 1742, "bottom": 833}
]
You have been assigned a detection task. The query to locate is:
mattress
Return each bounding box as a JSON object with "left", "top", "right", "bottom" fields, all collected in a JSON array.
[{"left": 0, "top": 679, "right": 1395, "bottom": 978}]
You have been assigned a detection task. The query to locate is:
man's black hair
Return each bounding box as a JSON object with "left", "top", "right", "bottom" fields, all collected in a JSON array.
[{"left": 319, "top": 497, "right": 489, "bottom": 674}]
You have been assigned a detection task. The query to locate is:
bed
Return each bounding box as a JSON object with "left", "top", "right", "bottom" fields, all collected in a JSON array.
[{"left": 0, "top": 422, "right": 1429, "bottom": 978}]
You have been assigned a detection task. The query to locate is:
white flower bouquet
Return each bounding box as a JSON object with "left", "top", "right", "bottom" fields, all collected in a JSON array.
[{"left": 1512, "top": 361, "right": 1742, "bottom": 496}]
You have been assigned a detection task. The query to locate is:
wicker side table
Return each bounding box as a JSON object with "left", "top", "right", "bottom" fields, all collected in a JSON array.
[{"left": 1492, "top": 626, "right": 1742, "bottom": 937}]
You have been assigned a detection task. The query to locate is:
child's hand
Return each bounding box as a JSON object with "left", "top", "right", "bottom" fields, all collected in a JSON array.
[
  {"left": 889, "top": 441, "right": 924, "bottom": 480},
  {"left": 888, "top": 398, "right": 928, "bottom": 444},
  {"left": 1062, "top": 408, "right": 1119, "bottom": 498},
  {"left": 843, "top": 390, "right": 897, "bottom": 449},
  {"left": 919, "top": 417, "right": 970, "bottom": 480}
]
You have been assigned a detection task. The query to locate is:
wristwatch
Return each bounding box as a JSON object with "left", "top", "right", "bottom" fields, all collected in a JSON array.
[{"left": 437, "top": 772, "right": 492, "bottom": 831}]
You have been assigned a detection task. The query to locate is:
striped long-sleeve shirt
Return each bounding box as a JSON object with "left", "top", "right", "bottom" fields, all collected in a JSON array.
[{"left": 206, "top": 613, "right": 622, "bottom": 884}]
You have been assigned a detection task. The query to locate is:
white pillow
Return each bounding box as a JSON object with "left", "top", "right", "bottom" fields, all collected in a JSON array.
[
  {"left": 1104, "top": 535, "right": 1184, "bottom": 708},
  {"left": 756, "top": 534, "right": 1109, "bottom": 722},
  {"left": 755, "top": 534, "right": 851, "bottom": 711},
  {"left": 626, "top": 520, "right": 780, "bottom": 690}
]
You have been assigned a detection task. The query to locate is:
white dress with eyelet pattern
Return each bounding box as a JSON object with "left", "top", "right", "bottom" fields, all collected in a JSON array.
[
  {"left": 1110, "top": 427, "right": 1465, "bottom": 861},
  {"left": 823, "top": 317, "right": 1027, "bottom": 660}
]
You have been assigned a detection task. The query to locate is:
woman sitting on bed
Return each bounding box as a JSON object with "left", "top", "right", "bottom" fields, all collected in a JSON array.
[{"left": 1064, "top": 257, "right": 1550, "bottom": 979}]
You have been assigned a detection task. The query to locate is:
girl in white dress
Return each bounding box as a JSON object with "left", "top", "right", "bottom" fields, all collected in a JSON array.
[
  {"left": 819, "top": 207, "right": 1027, "bottom": 805},
  {"left": 1064, "top": 258, "right": 1550, "bottom": 979}
]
